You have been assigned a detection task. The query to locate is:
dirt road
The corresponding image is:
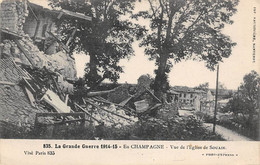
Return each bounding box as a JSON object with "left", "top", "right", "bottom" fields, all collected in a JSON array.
[
  {"left": 203, "top": 123, "right": 252, "bottom": 141},
  {"left": 178, "top": 109, "right": 252, "bottom": 141}
]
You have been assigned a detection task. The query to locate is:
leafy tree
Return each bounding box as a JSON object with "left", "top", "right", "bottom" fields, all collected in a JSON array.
[
  {"left": 133, "top": 0, "right": 239, "bottom": 100},
  {"left": 49, "top": 0, "right": 145, "bottom": 89},
  {"left": 223, "top": 95, "right": 246, "bottom": 117},
  {"left": 238, "top": 71, "right": 260, "bottom": 121},
  {"left": 225, "top": 70, "right": 260, "bottom": 131}
]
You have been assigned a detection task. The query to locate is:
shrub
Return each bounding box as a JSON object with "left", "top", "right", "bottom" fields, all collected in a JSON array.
[{"left": 93, "top": 116, "right": 224, "bottom": 140}]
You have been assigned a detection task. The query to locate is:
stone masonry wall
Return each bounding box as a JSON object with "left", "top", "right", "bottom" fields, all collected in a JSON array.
[
  {"left": 1, "top": 0, "right": 77, "bottom": 79},
  {"left": 1, "top": 37, "right": 77, "bottom": 80},
  {"left": 0, "top": 0, "right": 77, "bottom": 136},
  {"left": 0, "top": 0, "right": 28, "bottom": 34},
  {"left": 0, "top": 58, "right": 47, "bottom": 134}
]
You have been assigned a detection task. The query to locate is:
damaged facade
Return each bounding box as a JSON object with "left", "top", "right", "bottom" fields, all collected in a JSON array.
[
  {"left": 0, "top": 0, "right": 91, "bottom": 137},
  {"left": 0, "top": 1, "right": 177, "bottom": 139},
  {"left": 0, "top": 0, "right": 143, "bottom": 138}
]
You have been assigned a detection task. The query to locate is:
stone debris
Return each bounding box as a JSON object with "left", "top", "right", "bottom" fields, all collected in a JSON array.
[
  {"left": 1, "top": 38, "right": 77, "bottom": 79},
  {"left": 0, "top": 0, "right": 179, "bottom": 139},
  {"left": 0, "top": 60, "right": 47, "bottom": 130},
  {"left": 57, "top": 74, "right": 74, "bottom": 94},
  {"left": 0, "top": 0, "right": 79, "bottom": 134},
  {"left": 122, "top": 88, "right": 162, "bottom": 115},
  {"left": 104, "top": 75, "right": 161, "bottom": 115},
  {"left": 87, "top": 103, "right": 138, "bottom": 128}
]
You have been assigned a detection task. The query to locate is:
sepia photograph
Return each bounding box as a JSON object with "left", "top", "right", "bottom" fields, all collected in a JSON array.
[
  {"left": 0, "top": 0, "right": 259, "bottom": 143},
  {"left": 1, "top": 0, "right": 260, "bottom": 164}
]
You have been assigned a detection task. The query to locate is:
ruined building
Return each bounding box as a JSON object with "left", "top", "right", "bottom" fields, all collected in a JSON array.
[
  {"left": 0, "top": 0, "right": 140, "bottom": 139},
  {"left": 0, "top": 0, "right": 92, "bottom": 137}
]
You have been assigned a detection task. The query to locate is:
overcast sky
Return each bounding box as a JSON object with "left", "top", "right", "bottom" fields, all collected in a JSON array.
[{"left": 29, "top": 0, "right": 260, "bottom": 89}]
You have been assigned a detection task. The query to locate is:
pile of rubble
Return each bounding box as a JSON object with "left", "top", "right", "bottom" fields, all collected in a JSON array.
[
  {"left": 75, "top": 97, "right": 138, "bottom": 128},
  {"left": 0, "top": 0, "right": 82, "bottom": 136},
  {"left": 1, "top": 38, "right": 77, "bottom": 79},
  {"left": 0, "top": 0, "right": 178, "bottom": 139},
  {"left": 106, "top": 75, "right": 162, "bottom": 115},
  {"left": 0, "top": 58, "right": 47, "bottom": 131}
]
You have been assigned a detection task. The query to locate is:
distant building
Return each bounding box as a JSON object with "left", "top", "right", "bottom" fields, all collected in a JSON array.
[
  {"left": 167, "top": 86, "right": 206, "bottom": 110},
  {"left": 167, "top": 85, "right": 234, "bottom": 112}
]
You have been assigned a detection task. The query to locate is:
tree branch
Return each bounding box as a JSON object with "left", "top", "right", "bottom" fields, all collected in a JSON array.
[
  {"left": 156, "top": 0, "right": 164, "bottom": 54},
  {"left": 148, "top": 0, "right": 157, "bottom": 19}
]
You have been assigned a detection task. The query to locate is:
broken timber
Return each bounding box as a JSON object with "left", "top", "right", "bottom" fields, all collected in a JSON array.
[
  {"left": 84, "top": 98, "right": 135, "bottom": 122},
  {"left": 90, "top": 96, "right": 136, "bottom": 115},
  {"left": 47, "top": 31, "right": 70, "bottom": 53},
  {"left": 14, "top": 39, "right": 34, "bottom": 66},
  {"left": 86, "top": 89, "right": 116, "bottom": 97},
  {"left": 59, "top": 9, "right": 92, "bottom": 21},
  {"left": 35, "top": 112, "right": 85, "bottom": 126},
  {"left": 0, "top": 28, "right": 22, "bottom": 39},
  {"left": 0, "top": 81, "right": 16, "bottom": 86},
  {"left": 144, "top": 87, "right": 162, "bottom": 103},
  {"left": 74, "top": 102, "right": 102, "bottom": 124}
]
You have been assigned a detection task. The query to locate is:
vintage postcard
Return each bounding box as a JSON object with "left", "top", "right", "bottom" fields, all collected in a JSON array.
[{"left": 0, "top": 0, "right": 259, "bottom": 164}]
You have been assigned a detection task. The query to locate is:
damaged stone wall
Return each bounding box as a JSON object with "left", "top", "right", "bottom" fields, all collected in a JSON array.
[
  {"left": 1, "top": 0, "right": 77, "bottom": 80},
  {"left": 0, "top": 59, "right": 46, "bottom": 134},
  {"left": 22, "top": 10, "right": 37, "bottom": 37},
  {"left": 17, "top": 38, "right": 77, "bottom": 79},
  {"left": 22, "top": 3, "right": 59, "bottom": 42},
  {"left": 0, "top": 0, "right": 28, "bottom": 34},
  {"left": 1, "top": 38, "right": 77, "bottom": 79},
  {"left": 0, "top": 0, "right": 77, "bottom": 137},
  {"left": 0, "top": 84, "right": 46, "bottom": 131},
  {"left": 1, "top": 39, "right": 31, "bottom": 64}
]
